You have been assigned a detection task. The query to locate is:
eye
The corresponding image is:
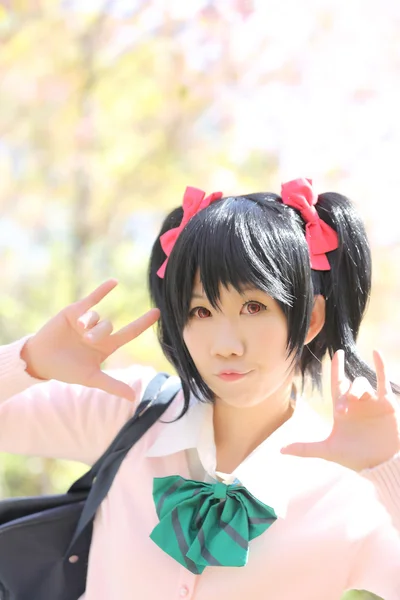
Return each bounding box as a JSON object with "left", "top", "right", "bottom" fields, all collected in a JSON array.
[
  {"left": 242, "top": 301, "right": 267, "bottom": 315},
  {"left": 189, "top": 306, "right": 212, "bottom": 319}
]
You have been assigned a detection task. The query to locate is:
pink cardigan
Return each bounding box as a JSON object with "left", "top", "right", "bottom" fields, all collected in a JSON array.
[{"left": 1, "top": 336, "right": 400, "bottom": 600}]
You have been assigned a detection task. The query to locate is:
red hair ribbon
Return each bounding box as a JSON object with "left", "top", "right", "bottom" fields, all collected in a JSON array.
[
  {"left": 281, "top": 178, "right": 339, "bottom": 271},
  {"left": 157, "top": 186, "right": 223, "bottom": 278}
]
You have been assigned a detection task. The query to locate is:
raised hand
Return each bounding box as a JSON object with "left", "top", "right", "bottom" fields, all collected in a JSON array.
[
  {"left": 21, "top": 279, "right": 160, "bottom": 402},
  {"left": 281, "top": 350, "right": 400, "bottom": 471}
]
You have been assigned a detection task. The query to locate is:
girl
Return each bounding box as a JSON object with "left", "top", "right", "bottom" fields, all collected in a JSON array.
[{"left": 0, "top": 178, "right": 399, "bottom": 600}]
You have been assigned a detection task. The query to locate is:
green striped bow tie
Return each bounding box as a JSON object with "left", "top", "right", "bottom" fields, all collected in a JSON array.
[{"left": 150, "top": 475, "right": 277, "bottom": 574}]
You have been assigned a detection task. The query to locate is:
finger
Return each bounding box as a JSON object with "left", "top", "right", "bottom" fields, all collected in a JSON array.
[
  {"left": 280, "top": 441, "right": 329, "bottom": 460},
  {"left": 336, "top": 377, "right": 374, "bottom": 415},
  {"left": 106, "top": 308, "right": 161, "bottom": 353},
  {"left": 331, "top": 350, "right": 350, "bottom": 405},
  {"left": 346, "top": 376, "right": 375, "bottom": 403},
  {"left": 77, "top": 310, "right": 101, "bottom": 330},
  {"left": 373, "top": 349, "right": 392, "bottom": 398},
  {"left": 88, "top": 371, "right": 137, "bottom": 403},
  {"left": 75, "top": 279, "right": 119, "bottom": 314},
  {"left": 84, "top": 319, "right": 114, "bottom": 343}
]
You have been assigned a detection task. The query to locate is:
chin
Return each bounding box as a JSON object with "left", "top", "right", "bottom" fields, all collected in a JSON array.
[
  {"left": 213, "top": 390, "right": 264, "bottom": 409},
  {"left": 220, "top": 398, "right": 265, "bottom": 409}
]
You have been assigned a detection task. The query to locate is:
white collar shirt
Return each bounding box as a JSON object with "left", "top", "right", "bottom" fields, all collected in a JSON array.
[
  {"left": 143, "top": 389, "right": 400, "bottom": 599},
  {"left": 146, "top": 390, "right": 335, "bottom": 518}
]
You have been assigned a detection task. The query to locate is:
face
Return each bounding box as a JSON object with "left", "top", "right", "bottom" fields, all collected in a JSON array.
[{"left": 183, "top": 273, "right": 295, "bottom": 409}]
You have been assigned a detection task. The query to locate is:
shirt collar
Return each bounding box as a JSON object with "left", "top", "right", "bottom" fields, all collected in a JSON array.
[
  {"left": 145, "top": 390, "right": 332, "bottom": 518},
  {"left": 145, "top": 390, "right": 204, "bottom": 457}
]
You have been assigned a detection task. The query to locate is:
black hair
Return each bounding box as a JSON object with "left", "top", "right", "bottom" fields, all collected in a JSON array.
[{"left": 148, "top": 189, "right": 399, "bottom": 418}]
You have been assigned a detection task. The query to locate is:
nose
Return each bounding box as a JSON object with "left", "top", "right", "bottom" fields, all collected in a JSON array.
[{"left": 210, "top": 320, "right": 245, "bottom": 358}]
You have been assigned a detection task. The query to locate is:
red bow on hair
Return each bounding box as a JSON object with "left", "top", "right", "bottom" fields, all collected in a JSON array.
[
  {"left": 281, "top": 178, "right": 339, "bottom": 271},
  {"left": 157, "top": 186, "right": 223, "bottom": 279}
]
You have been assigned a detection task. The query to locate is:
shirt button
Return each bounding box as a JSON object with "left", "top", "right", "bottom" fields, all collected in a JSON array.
[{"left": 179, "top": 586, "right": 189, "bottom": 597}]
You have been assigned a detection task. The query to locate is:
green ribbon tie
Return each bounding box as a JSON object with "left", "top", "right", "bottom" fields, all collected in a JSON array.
[{"left": 150, "top": 475, "right": 277, "bottom": 574}]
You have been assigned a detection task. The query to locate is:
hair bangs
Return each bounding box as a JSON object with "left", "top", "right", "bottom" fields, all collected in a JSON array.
[
  {"left": 173, "top": 197, "right": 296, "bottom": 319},
  {"left": 151, "top": 191, "right": 319, "bottom": 409},
  {"left": 149, "top": 184, "right": 396, "bottom": 418}
]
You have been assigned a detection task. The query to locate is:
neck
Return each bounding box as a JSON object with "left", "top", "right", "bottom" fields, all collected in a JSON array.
[{"left": 213, "top": 379, "right": 295, "bottom": 474}]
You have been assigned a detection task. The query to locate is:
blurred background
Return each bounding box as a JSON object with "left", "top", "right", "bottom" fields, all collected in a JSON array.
[{"left": 1, "top": 2, "right": 399, "bottom": 597}]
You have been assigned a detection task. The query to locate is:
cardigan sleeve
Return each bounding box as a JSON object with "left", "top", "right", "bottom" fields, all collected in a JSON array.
[
  {"left": 342, "top": 456, "right": 400, "bottom": 599},
  {"left": 360, "top": 452, "right": 400, "bottom": 532},
  {"left": 344, "top": 514, "right": 400, "bottom": 599},
  {"left": 0, "top": 337, "right": 157, "bottom": 465}
]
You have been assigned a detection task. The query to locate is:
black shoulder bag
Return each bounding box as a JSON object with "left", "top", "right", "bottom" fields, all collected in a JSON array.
[{"left": 0, "top": 372, "right": 180, "bottom": 600}]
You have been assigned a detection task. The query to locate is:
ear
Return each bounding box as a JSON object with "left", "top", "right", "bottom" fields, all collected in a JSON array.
[{"left": 304, "top": 295, "right": 326, "bottom": 345}]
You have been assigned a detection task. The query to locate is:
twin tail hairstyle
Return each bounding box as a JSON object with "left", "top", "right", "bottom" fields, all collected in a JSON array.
[{"left": 148, "top": 184, "right": 399, "bottom": 418}]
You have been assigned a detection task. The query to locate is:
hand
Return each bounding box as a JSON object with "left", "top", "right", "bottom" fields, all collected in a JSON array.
[
  {"left": 21, "top": 279, "right": 160, "bottom": 402},
  {"left": 281, "top": 350, "right": 400, "bottom": 471}
]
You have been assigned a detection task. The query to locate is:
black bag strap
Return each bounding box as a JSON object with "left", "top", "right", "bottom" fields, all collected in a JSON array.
[
  {"left": 68, "top": 372, "right": 174, "bottom": 493},
  {"left": 66, "top": 372, "right": 181, "bottom": 554}
]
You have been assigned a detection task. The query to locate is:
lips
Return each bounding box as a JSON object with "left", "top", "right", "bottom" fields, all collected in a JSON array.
[
  {"left": 217, "top": 370, "right": 251, "bottom": 382},
  {"left": 219, "top": 370, "right": 247, "bottom": 375}
]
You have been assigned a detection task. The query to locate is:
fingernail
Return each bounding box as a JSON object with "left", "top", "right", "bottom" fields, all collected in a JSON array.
[
  {"left": 84, "top": 332, "right": 93, "bottom": 340},
  {"left": 336, "top": 404, "right": 348, "bottom": 414}
]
